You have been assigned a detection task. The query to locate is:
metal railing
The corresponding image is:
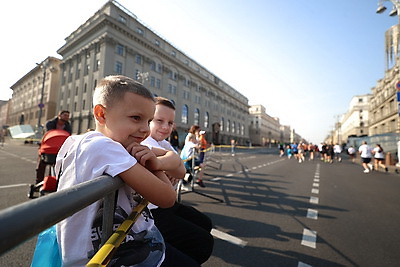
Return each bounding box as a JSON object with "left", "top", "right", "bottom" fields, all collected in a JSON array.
[{"left": 0, "top": 175, "right": 124, "bottom": 256}]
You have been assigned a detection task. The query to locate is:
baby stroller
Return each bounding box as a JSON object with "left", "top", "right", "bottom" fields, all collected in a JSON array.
[{"left": 28, "top": 129, "right": 70, "bottom": 198}]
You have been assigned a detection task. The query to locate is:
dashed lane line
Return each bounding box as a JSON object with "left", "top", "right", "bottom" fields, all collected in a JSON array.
[
  {"left": 311, "top": 188, "right": 319, "bottom": 194},
  {"left": 306, "top": 209, "right": 318, "bottom": 220},
  {"left": 301, "top": 229, "right": 317, "bottom": 248},
  {"left": 211, "top": 228, "right": 247, "bottom": 248},
  {"left": 310, "top": 196, "right": 319, "bottom": 204}
]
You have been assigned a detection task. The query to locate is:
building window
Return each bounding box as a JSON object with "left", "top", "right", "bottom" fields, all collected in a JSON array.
[
  {"left": 181, "top": 105, "right": 188, "bottom": 124},
  {"left": 116, "top": 44, "right": 124, "bottom": 56},
  {"left": 204, "top": 112, "right": 209, "bottom": 128},
  {"left": 220, "top": 117, "right": 224, "bottom": 132},
  {"left": 155, "top": 40, "right": 160, "bottom": 46},
  {"left": 156, "top": 79, "right": 161, "bottom": 89},
  {"left": 150, "top": 62, "right": 156, "bottom": 71},
  {"left": 232, "top": 121, "right": 235, "bottom": 133},
  {"left": 194, "top": 108, "right": 200, "bottom": 125},
  {"left": 94, "top": 59, "right": 100, "bottom": 72},
  {"left": 227, "top": 120, "right": 230, "bottom": 132},
  {"left": 183, "top": 90, "right": 190, "bottom": 100},
  {"left": 118, "top": 15, "right": 127, "bottom": 24},
  {"left": 135, "top": 54, "right": 142, "bottom": 65},
  {"left": 150, "top": 76, "right": 155, "bottom": 87},
  {"left": 115, "top": 61, "right": 123, "bottom": 74},
  {"left": 136, "top": 28, "right": 144, "bottom": 36}
]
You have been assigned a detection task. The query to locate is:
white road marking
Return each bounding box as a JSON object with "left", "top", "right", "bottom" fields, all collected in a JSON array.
[
  {"left": 310, "top": 196, "right": 319, "bottom": 204},
  {"left": 312, "top": 183, "right": 319, "bottom": 187},
  {"left": 301, "top": 229, "right": 317, "bottom": 248},
  {"left": 314, "top": 178, "right": 319, "bottom": 182},
  {"left": 211, "top": 228, "right": 247, "bottom": 248},
  {"left": 210, "top": 177, "right": 222, "bottom": 181},
  {"left": 0, "top": 183, "right": 30, "bottom": 189},
  {"left": 307, "top": 209, "right": 318, "bottom": 220},
  {"left": 311, "top": 188, "right": 319, "bottom": 194},
  {"left": 298, "top": 261, "right": 313, "bottom": 267},
  {"left": 226, "top": 173, "right": 233, "bottom": 177}
]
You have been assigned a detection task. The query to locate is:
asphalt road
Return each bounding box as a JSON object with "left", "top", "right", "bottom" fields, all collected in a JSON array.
[{"left": 1, "top": 142, "right": 400, "bottom": 266}]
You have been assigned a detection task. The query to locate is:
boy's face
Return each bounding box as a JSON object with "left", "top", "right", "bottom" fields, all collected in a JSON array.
[
  {"left": 97, "top": 92, "right": 155, "bottom": 148},
  {"left": 150, "top": 104, "right": 175, "bottom": 141}
]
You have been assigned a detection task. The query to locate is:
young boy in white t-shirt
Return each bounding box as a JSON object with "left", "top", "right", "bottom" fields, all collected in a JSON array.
[
  {"left": 56, "top": 75, "right": 198, "bottom": 266},
  {"left": 142, "top": 97, "right": 214, "bottom": 264}
]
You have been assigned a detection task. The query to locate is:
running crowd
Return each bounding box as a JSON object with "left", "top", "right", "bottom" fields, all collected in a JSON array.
[{"left": 279, "top": 141, "right": 389, "bottom": 173}]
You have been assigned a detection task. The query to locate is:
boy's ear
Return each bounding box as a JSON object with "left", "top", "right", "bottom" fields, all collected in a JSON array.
[{"left": 94, "top": 104, "right": 106, "bottom": 124}]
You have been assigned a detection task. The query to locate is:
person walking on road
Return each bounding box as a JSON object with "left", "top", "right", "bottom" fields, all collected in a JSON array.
[
  {"left": 358, "top": 141, "right": 373, "bottom": 173},
  {"left": 333, "top": 143, "right": 342, "bottom": 162},
  {"left": 372, "top": 144, "right": 388, "bottom": 172},
  {"left": 347, "top": 146, "right": 356, "bottom": 163}
]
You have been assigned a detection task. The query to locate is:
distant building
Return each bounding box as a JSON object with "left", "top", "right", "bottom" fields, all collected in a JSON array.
[
  {"left": 280, "top": 125, "right": 291, "bottom": 144},
  {"left": 0, "top": 100, "right": 9, "bottom": 129},
  {"left": 56, "top": 1, "right": 249, "bottom": 145},
  {"left": 9, "top": 57, "right": 61, "bottom": 131},
  {"left": 249, "top": 104, "right": 288, "bottom": 146},
  {"left": 369, "top": 69, "right": 398, "bottom": 135}
]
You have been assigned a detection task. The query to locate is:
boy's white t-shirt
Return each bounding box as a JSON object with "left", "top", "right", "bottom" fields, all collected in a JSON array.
[
  {"left": 141, "top": 136, "right": 177, "bottom": 209},
  {"left": 55, "top": 131, "right": 165, "bottom": 267},
  {"left": 141, "top": 136, "right": 177, "bottom": 154}
]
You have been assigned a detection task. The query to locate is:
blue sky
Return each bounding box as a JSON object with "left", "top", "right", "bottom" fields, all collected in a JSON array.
[{"left": 1, "top": 0, "right": 398, "bottom": 143}]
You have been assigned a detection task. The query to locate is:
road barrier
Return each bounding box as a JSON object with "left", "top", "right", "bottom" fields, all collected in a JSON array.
[{"left": 0, "top": 175, "right": 124, "bottom": 257}]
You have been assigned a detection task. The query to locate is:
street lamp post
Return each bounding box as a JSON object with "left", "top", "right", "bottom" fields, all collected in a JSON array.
[{"left": 36, "top": 60, "right": 48, "bottom": 137}]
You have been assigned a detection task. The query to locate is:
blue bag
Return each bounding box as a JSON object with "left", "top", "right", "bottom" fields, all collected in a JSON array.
[{"left": 31, "top": 225, "right": 61, "bottom": 267}]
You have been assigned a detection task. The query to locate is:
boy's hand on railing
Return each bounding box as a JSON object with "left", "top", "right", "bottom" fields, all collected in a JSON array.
[
  {"left": 166, "top": 173, "right": 179, "bottom": 186},
  {"left": 127, "top": 143, "right": 161, "bottom": 171}
]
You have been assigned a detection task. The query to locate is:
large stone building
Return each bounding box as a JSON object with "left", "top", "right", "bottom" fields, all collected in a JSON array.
[
  {"left": 0, "top": 101, "right": 9, "bottom": 129},
  {"left": 55, "top": 1, "right": 249, "bottom": 145},
  {"left": 369, "top": 68, "right": 399, "bottom": 135},
  {"left": 248, "top": 104, "right": 289, "bottom": 146},
  {"left": 8, "top": 57, "right": 61, "bottom": 131},
  {"left": 339, "top": 94, "right": 371, "bottom": 144}
]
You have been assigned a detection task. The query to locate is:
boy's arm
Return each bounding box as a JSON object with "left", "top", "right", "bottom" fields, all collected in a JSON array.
[
  {"left": 152, "top": 148, "right": 186, "bottom": 179},
  {"left": 128, "top": 144, "right": 186, "bottom": 179},
  {"left": 119, "top": 164, "right": 175, "bottom": 208}
]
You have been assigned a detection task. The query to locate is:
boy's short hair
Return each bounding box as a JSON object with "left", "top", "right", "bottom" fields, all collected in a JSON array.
[
  {"left": 154, "top": 96, "right": 175, "bottom": 110},
  {"left": 93, "top": 75, "right": 154, "bottom": 107}
]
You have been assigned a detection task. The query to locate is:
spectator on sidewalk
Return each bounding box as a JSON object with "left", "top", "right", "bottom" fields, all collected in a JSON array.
[
  {"left": 45, "top": 110, "right": 72, "bottom": 134},
  {"left": 168, "top": 123, "right": 180, "bottom": 153}
]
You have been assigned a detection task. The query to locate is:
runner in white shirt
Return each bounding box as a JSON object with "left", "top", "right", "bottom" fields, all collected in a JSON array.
[
  {"left": 372, "top": 144, "right": 388, "bottom": 172},
  {"left": 358, "top": 141, "right": 373, "bottom": 173}
]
